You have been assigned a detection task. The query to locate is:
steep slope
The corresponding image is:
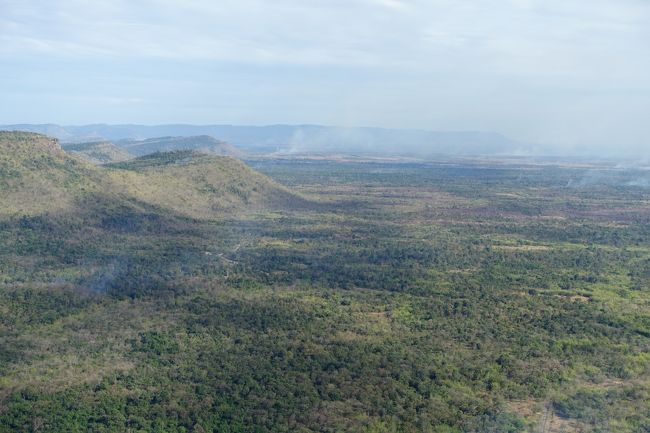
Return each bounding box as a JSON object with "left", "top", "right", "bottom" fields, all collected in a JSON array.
[
  {"left": 118, "top": 135, "right": 243, "bottom": 158},
  {"left": 0, "top": 132, "right": 303, "bottom": 219},
  {"left": 62, "top": 141, "right": 133, "bottom": 164},
  {"left": 0, "top": 131, "right": 108, "bottom": 216},
  {"left": 106, "top": 150, "right": 305, "bottom": 218}
]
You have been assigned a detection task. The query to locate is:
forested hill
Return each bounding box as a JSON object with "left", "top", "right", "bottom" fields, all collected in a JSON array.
[
  {"left": 104, "top": 150, "right": 305, "bottom": 217},
  {"left": 0, "top": 131, "right": 109, "bottom": 216},
  {"left": 0, "top": 131, "right": 305, "bottom": 218},
  {"left": 117, "top": 135, "right": 243, "bottom": 158},
  {"left": 61, "top": 141, "right": 134, "bottom": 164}
]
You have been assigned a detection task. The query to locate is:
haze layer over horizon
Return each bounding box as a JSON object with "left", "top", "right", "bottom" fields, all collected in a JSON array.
[{"left": 1, "top": 0, "right": 649, "bottom": 156}]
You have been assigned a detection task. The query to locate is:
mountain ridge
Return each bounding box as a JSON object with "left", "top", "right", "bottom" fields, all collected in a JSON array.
[
  {"left": 117, "top": 135, "right": 242, "bottom": 158},
  {"left": 0, "top": 123, "right": 531, "bottom": 157},
  {"left": 0, "top": 131, "right": 305, "bottom": 218},
  {"left": 62, "top": 141, "right": 134, "bottom": 164}
]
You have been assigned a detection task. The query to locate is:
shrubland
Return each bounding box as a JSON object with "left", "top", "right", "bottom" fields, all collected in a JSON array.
[{"left": 0, "top": 133, "right": 648, "bottom": 432}]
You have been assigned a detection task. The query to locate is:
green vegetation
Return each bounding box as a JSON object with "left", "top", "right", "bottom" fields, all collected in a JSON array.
[
  {"left": 62, "top": 141, "right": 134, "bottom": 164},
  {"left": 104, "top": 150, "right": 306, "bottom": 217},
  {"left": 118, "top": 135, "right": 242, "bottom": 158},
  {"left": 0, "top": 132, "right": 301, "bottom": 218},
  {"left": 1, "top": 133, "right": 648, "bottom": 432}
]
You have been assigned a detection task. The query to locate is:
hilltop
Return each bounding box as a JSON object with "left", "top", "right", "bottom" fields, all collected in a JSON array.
[
  {"left": 62, "top": 141, "right": 133, "bottom": 164},
  {"left": 0, "top": 131, "right": 303, "bottom": 218},
  {"left": 106, "top": 150, "right": 305, "bottom": 217},
  {"left": 116, "top": 135, "right": 243, "bottom": 158},
  {"left": 0, "top": 131, "right": 108, "bottom": 216},
  {"left": 0, "top": 130, "right": 62, "bottom": 155}
]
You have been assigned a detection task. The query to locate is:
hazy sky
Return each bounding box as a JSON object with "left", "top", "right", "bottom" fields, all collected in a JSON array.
[{"left": 1, "top": 0, "right": 649, "bottom": 154}]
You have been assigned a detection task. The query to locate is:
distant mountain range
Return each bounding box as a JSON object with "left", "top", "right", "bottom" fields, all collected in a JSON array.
[{"left": 0, "top": 124, "right": 536, "bottom": 157}]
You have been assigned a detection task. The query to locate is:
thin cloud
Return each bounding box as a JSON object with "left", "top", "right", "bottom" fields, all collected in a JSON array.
[
  {"left": 1, "top": 0, "right": 649, "bottom": 154},
  {"left": 366, "top": 0, "right": 411, "bottom": 11}
]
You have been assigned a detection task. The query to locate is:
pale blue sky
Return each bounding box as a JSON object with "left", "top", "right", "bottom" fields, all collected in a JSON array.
[{"left": 1, "top": 0, "right": 649, "bottom": 154}]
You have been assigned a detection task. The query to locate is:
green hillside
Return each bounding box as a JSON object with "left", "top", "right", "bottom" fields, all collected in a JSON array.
[
  {"left": 118, "top": 135, "right": 243, "bottom": 158},
  {"left": 106, "top": 150, "right": 305, "bottom": 217},
  {"left": 62, "top": 141, "right": 134, "bottom": 164},
  {"left": 0, "top": 131, "right": 303, "bottom": 219},
  {"left": 0, "top": 132, "right": 648, "bottom": 433},
  {"left": 0, "top": 131, "right": 108, "bottom": 216}
]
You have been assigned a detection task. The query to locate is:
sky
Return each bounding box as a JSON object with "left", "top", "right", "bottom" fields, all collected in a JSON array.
[{"left": 1, "top": 0, "right": 649, "bottom": 155}]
